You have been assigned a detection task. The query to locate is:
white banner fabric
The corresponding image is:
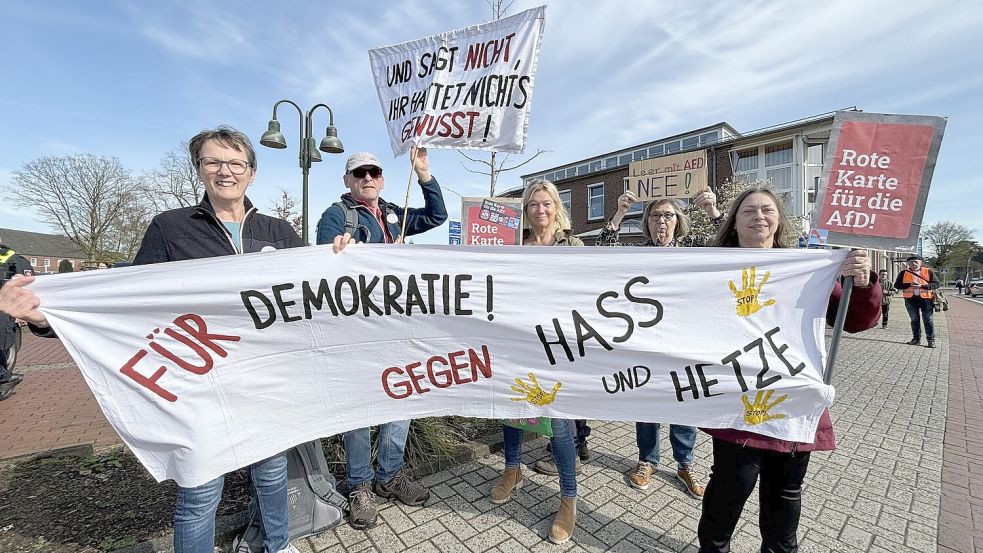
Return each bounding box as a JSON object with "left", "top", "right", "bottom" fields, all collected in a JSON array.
[
  {"left": 368, "top": 6, "right": 546, "bottom": 157},
  {"left": 30, "top": 245, "right": 845, "bottom": 487}
]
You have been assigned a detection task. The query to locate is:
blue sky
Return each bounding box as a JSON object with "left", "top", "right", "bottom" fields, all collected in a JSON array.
[{"left": 2, "top": 1, "right": 981, "bottom": 246}]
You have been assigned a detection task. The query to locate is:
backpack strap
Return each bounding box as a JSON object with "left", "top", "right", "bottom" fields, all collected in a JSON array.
[{"left": 333, "top": 201, "right": 370, "bottom": 242}]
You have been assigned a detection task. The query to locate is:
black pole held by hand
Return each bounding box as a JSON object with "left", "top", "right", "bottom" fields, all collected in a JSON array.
[{"left": 823, "top": 276, "right": 854, "bottom": 385}]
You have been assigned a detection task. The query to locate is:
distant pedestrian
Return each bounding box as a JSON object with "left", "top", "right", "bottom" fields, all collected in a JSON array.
[
  {"left": 878, "top": 269, "right": 896, "bottom": 328},
  {"left": 956, "top": 278, "right": 964, "bottom": 294},
  {"left": 894, "top": 254, "right": 939, "bottom": 348}
]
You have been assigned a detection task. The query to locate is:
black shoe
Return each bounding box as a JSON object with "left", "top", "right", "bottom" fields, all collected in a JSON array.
[
  {"left": 906, "top": 338, "right": 921, "bottom": 345},
  {"left": 577, "top": 441, "right": 590, "bottom": 461},
  {"left": 881, "top": 323, "right": 887, "bottom": 328},
  {"left": 927, "top": 339, "right": 936, "bottom": 348}
]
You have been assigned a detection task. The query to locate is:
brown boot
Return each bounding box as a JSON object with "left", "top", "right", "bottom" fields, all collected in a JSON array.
[
  {"left": 548, "top": 496, "right": 577, "bottom": 544},
  {"left": 490, "top": 467, "right": 523, "bottom": 504}
]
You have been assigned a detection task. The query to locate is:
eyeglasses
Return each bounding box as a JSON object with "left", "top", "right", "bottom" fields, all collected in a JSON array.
[
  {"left": 198, "top": 157, "right": 251, "bottom": 175},
  {"left": 649, "top": 212, "right": 676, "bottom": 221},
  {"left": 350, "top": 166, "right": 382, "bottom": 179}
]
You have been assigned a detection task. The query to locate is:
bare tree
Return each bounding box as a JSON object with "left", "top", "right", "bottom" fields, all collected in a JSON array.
[
  {"left": 269, "top": 188, "right": 304, "bottom": 238},
  {"left": 923, "top": 221, "right": 974, "bottom": 268},
  {"left": 456, "top": 148, "right": 549, "bottom": 196},
  {"left": 8, "top": 154, "right": 139, "bottom": 260},
  {"left": 140, "top": 144, "right": 202, "bottom": 213},
  {"left": 455, "top": 0, "right": 545, "bottom": 197},
  {"left": 102, "top": 196, "right": 155, "bottom": 261}
]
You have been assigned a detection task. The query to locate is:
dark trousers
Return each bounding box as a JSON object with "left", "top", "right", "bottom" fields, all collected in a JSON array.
[
  {"left": 904, "top": 297, "right": 934, "bottom": 340},
  {"left": 574, "top": 419, "right": 591, "bottom": 445},
  {"left": 881, "top": 304, "right": 890, "bottom": 326},
  {"left": 698, "top": 438, "right": 811, "bottom": 553}
]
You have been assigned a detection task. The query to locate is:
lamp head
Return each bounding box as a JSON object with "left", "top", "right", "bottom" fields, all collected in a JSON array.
[
  {"left": 260, "top": 119, "right": 287, "bottom": 149},
  {"left": 307, "top": 137, "right": 322, "bottom": 163},
  {"left": 319, "top": 125, "right": 344, "bottom": 154}
]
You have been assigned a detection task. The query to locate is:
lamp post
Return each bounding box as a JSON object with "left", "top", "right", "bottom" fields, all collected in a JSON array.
[{"left": 260, "top": 100, "right": 344, "bottom": 244}]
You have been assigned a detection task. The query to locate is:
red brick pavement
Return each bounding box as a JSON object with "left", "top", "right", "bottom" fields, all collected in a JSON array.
[
  {"left": 0, "top": 330, "right": 121, "bottom": 460},
  {"left": 940, "top": 296, "right": 983, "bottom": 552}
]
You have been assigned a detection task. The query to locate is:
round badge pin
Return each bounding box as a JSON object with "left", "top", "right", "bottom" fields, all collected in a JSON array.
[{"left": 387, "top": 213, "right": 399, "bottom": 224}]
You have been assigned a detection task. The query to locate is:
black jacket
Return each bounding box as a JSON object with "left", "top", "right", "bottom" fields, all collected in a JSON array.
[{"left": 134, "top": 195, "right": 304, "bottom": 264}]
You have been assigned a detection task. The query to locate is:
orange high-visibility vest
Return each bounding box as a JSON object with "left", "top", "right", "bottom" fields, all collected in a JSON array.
[{"left": 901, "top": 268, "right": 934, "bottom": 299}]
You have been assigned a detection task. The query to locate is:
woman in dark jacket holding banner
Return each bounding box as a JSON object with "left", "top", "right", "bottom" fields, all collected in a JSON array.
[
  {"left": 490, "top": 179, "right": 581, "bottom": 545},
  {"left": 698, "top": 186, "right": 880, "bottom": 553},
  {"left": 0, "top": 127, "right": 304, "bottom": 553}
]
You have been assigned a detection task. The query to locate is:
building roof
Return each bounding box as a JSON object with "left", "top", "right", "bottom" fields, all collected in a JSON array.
[{"left": 0, "top": 227, "right": 86, "bottom": 259}]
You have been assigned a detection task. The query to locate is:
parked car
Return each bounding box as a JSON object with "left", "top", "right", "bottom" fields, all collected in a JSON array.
[{"left": 967, "top": 279, "right": 983, "bottom": 297}]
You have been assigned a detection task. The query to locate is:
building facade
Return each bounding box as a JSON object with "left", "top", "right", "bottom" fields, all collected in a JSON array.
[
  {"left": 0, "top": 228, "right": 86, "bottom": 274},
  {"left": 508, "top": 109, "right": 900, "bottom": 276}
]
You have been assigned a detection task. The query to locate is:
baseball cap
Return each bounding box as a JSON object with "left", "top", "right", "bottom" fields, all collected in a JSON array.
[
  {"left": 345, "top": 152, "right": 382, "bottom": 173},
  {"left": 906, "top": 254, "right": 923, "bottom": 261}
]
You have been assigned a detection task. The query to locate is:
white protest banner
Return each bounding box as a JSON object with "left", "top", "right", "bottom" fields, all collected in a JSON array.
[
  {"left": 30, "top": 245, "right": 845, "bottom": 487},
  {"left": 626, "top": 150, "right": 709, "bottom": 201},
  {"left": 811, "top": 111, "right": 946, "bottom": 251},
  {"left": 368, "top": 6, "right": 546, "bottom": 157}
]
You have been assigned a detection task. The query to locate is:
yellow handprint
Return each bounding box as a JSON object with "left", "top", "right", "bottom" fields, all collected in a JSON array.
[
  {"left": 728, "top": 266, "right": 776, "bottom": 317},
  {"left": 742, "top": 390, "right": 788, "bottom": 425},
  {"left": 510, "top": 372, "right": 561, "bottom": 406}
]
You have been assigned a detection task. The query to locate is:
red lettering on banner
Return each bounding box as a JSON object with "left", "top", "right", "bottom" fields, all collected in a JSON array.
[
  {"left": 118, "top": 313, "right": 241, "bottom": 403},
  {"left": 382, "top": 345, "right": 493, "bottom": 400}
]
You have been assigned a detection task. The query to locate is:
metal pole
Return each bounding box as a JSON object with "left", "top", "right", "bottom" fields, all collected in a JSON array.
[{"left": 823, "top": 276, "right": 854, "bottom": 385}]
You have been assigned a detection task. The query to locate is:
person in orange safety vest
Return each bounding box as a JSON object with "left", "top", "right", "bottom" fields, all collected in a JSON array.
[{"left": 894, "top": 254, "right": 939, "bottom": 348}]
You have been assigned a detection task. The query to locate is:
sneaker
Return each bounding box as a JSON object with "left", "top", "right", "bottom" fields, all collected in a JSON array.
[
  {"left": 533, "top": 457, "right": 582, "bottom": 476},
  {"left": 276, "top": 546, "right": 301, "bottom": 553},
  {"left": 627, "top": 461, "right": 654, "bottom": 490},
  {"left": 577, "top": 441, "right": 590, "bottom": 461},
  {"left": 374, "top": 468, "right": 430, "bottom": 506},
  {"left": 927, "top": 338, "right": 936, "bottom": 348},
  {"left": 676, "top": 466, "right": 705, "bottom": 499},
  {"left": 347, "top": 482, "right": 378, "bottom": 529},
  {"left": 906, "top": 338, "right": 921, "bottom": 345}
]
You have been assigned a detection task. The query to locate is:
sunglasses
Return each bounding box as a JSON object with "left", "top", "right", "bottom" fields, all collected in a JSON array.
[{"left": 350, "top": 166, "right": 382, "bottom": 179}]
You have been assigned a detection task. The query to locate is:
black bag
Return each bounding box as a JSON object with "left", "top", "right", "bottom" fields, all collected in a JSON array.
[{"left": 232, "top": 440, "right": 348, "bottom": 552}]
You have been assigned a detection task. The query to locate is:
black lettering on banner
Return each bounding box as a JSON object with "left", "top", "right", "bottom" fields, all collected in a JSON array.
[
  {"left": 596, "top": 290, "right": 633, "bottom": 343},
  {"left": 272, "top": 283, "right": 301, "bottom": 323},
  {"left": 536, "top": 318, "right": 574, "bottom": 366},
  {"left": 241, "top": 290, "right": 276, "bottom": 330},
  {"left": 744, "top": 337, "right": 782, "bottom": 389},
  {"left": 765, "top": 326, "right": 806, "bottom": 376}
]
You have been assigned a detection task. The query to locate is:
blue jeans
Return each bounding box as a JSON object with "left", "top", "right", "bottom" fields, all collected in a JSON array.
[
  {"left": 904, "top": 297, "right": 934, "bottom": 339},
  {"left": 344, "top": 420, "right": 410, "bottom": 485},
  {"left": 637, "top": 422, "right": 697, "bottom": 468},
  {"left": 502, "top": 419, "right": 577, "bottom": 497},
  {"left": 173, "top": 452, "right": 289, "bottom": 553}
]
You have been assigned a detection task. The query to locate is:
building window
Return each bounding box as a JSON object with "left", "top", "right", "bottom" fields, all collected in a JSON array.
[
  {"left": 682, "top": 136, "right": 699, "bottom": 150},
  {"left": 558, "top": 189, "right": 572, "bottom": 217},
  {"left": 31, "top": 257, "right": 37, "bottom": 267},
  {"left": 633, "top": 150, "right": 646, "bottom": 161},
  {"left": 587, "top": 183, "right": 604, "bottom": 220},
  {"left": 733, "top": 148, "right": 758, "bottom": 173},
  {"left": 804, "top": 143, "right": 824, "bottom": 209},
  {"left": 618, "top": 154, "right": 632, "bottom": 165},
  {"left": 665, "top": 141, "right": 681, "bottom": 154},
  {"left": 606, "top": 156, "right": 618, "bottom": 168},
  {"left": 700, "top": 131, "right": 719, "bottom": 145},
  {"left": 44, "top": 258, "right": 51, "bottom": 270},
  {"left": 648, "top": 145, "right": 664, "bottom": 158},
  {"left": 765, "top": 141, "right": 793, "bottom": 166},
  {"left": 590, "top": 161, "right": 601, "bottom": 172},
  {"left": 578, "top": 164, "right": 589, "bottom": 176}
]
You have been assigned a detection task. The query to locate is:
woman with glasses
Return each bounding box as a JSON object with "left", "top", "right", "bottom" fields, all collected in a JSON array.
[
  {"left": 124, "top": 126, "right": 306, "bottom": 553},
  {"left": 596, "top": 189, "right": 723, "bottom": 498},
  {"left": 489, "top": 179, "right": 581, "bottom": 544},
  {"left": 697, "top": 186, "right": 879, "bottom": 553}
]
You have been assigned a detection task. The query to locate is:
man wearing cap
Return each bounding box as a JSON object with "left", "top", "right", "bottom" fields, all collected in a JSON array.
[
  {"left": 894, "top": 255, "right": 939, "bottom": 348},
  {"left": 314, "top": 146, "right": 446, "bottom": 530}
]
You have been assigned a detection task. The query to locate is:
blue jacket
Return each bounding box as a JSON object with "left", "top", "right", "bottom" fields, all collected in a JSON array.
[{"left": 315, "top": 177, "right": 447, "bottom": 244}]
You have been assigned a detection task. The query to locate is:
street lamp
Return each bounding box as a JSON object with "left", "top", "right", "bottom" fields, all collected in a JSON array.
[{"left": 260, "top": 100, "right": 344, "bottom": 244}]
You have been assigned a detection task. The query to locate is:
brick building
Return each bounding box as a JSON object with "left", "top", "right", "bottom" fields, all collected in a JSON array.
[{"left": 0, "top": 227, "right": 86, "bottom": 273}]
